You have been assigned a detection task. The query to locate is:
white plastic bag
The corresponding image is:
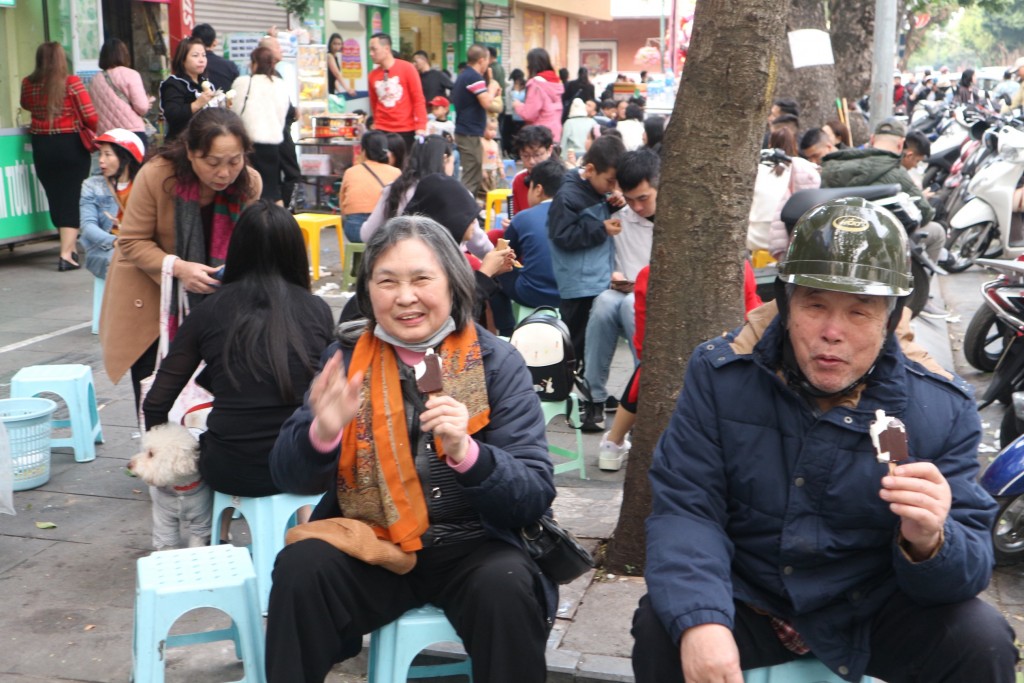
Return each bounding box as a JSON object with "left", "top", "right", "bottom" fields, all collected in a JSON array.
[{"left": 0, "top": 420, "right": 15, "bottom": 515}]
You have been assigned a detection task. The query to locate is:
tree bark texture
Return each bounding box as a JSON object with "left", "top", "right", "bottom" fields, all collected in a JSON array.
[
  {"left": 604, "top": 0, "right": 790, "bottom": 573},
  {"left": 773, "top": 0, "right": 840, "bottom": 136},
  {"left": 829, "top": 0, "right": 875, "bottom": 108}
]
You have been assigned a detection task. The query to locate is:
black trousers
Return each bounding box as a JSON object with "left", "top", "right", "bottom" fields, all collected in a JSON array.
[
  {"left": 559, "top": 296, "right": 596, "bottom": 368},
  {"left": 130, "top": 339, "right": 160, "bottom": 415},
  {"left": 265, "top": 537, "right": 548, "bottom": 683},
  {"left": 631, "top": 592, "right": 1018, "bottom": 683},
  {"left": 32, "top": 133, "right": 91, "bottom": 228}
]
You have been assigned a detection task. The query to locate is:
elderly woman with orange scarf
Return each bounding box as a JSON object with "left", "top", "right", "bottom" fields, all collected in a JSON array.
[{"left": 265, "top": 215, "right": 555, "bottom": 683}]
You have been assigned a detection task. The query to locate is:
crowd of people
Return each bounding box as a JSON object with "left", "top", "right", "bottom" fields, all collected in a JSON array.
[{"left": 20, "top": 25, "right": 1023, "bottom": 683}]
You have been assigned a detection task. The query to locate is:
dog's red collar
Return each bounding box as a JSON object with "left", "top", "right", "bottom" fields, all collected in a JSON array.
[{"left": 173, "top": 479, "right": 202, "bottom": 492}]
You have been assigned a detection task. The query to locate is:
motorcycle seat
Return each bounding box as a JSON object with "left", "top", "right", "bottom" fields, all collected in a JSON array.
[{"left": 781, "top": 184, "right": 902, "bottom": 234}]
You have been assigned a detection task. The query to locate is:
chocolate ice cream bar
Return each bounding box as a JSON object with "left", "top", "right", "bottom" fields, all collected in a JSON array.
[
  {"left": 417, "top": 352, "right": 444, "bottom": 395},
  {"left": 870, "top": 409, "right": 909, "bottom": 474}
]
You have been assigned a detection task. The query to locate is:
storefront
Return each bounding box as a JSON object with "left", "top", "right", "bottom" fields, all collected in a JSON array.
[
  {"left": 0, "top": 0, "right": 61, "bottom": 244},
  {"left": 398, "top": 2, "right": 460, "bottom": 74},
  {"left": 507, "top": 0, "right": 609, "bottom": 77}
]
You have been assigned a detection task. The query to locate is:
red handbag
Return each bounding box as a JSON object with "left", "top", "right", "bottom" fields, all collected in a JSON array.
[{"left": 70, "top": 87, "right": 98, "bottom": 153}]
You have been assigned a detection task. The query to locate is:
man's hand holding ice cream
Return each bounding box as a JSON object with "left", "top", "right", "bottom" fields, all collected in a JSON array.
[{"left": 872, "top": 410, "right": 951, "bottom": 561}]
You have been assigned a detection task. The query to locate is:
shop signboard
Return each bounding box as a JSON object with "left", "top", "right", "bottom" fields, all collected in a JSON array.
[
  {"left": 0, "top": 131, "right": 54, "bottom": 245},
  {"left": 473, "top": 29, "right": 502, "bottom": 62}
]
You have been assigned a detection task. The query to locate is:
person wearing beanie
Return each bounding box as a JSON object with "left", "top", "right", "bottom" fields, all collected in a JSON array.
[{"left": 403, "top": 173, "right": 516, "bottom": 323}]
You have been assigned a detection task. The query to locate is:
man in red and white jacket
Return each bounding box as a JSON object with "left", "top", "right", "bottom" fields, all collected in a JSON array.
[{"left": 368, "top": 33, "right": 426, "bottom": 152}]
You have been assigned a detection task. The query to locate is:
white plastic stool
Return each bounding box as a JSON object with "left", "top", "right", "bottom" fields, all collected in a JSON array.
[
  {"left": 10, "top": 364, "right": 103, "bottom": 462},
  {"left": 132, "top": 544, "right": 265, "bottom": 683}
]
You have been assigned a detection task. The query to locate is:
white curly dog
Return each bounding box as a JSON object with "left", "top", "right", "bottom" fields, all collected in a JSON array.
[{"left": 128, "top": 423, "right": 212, "bottom": 551}]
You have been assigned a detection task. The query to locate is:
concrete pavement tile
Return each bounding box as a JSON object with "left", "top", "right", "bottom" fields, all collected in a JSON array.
[
  {"left": 560, "top": 577, "right": 646, "bottom": 660},
  {"left": 557, "top": 569, "right": 597, "bottom": 621},
  {"left": 33, "top": 454, "right": 144, "bottom": 499},
  {"left": 552, "top": 488, "right": 623, "bottom": 540},
  {"left": 577, "top": 653, "right": 634, "bottom": 682},
  {"left": 3, "top": 489, "right": 153, "bottom": 549},
  {"left": 0, "top": 535, "right": 56, "bottom": 574}
]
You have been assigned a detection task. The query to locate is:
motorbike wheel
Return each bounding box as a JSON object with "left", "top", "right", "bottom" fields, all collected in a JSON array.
[
  {"left": 906, "top": 258, "right": 929, "bottom": 318},
  {"left": 963, "top": 306, "right": 1009, "bottom": 373},
  {"left": 993, "top": 494, "right": 1024, "bottom": 565},
  {"left": 943, "top": 222, "right": 994, "bottom": 273},
  {"left": 1001, "top": 406, "right": 1024, "bottom": 448}
]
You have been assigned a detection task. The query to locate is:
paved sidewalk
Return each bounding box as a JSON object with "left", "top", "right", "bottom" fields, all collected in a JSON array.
[{"left": 1, "top": 235, "right": 1022, "bottom": 682}]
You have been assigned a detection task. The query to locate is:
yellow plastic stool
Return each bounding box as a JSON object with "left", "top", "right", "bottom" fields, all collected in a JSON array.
[
  {"left": 343, "top": 240, "right": 367, "bottom": 291},
  {"left": 484, "top": 188, "right": 512, "bottom": 233},
  {"left": 293, "top": 213, "right": 343, "bottom": 281},
  {"left": 751, "top": 250, "right": 777, "bottom": 269}
]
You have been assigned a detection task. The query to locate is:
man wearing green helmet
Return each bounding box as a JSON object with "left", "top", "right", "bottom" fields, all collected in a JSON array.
[{"left": 632, "top": 198, "right": 1016, "bottom": 683}]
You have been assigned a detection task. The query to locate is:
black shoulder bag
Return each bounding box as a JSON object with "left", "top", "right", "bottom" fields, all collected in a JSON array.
[{"left": 520, "top": 515, "right": 595, "bottom": 584}]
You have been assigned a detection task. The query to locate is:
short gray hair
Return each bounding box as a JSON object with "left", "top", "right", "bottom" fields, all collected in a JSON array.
[{"left": 356, "top": 216, "right": 477, "bottom": 330}]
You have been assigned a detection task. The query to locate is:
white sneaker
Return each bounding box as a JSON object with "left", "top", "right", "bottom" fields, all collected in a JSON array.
[{"left": 599, "top": 432, "right": 630, "bottom": 471}]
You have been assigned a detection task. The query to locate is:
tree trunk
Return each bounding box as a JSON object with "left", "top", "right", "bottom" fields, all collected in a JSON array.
[
  {"left": 773, "top": 0, "right": 839, "bottom": 136},
  {"left": 604, "top": 0, "right": 789, "bottom": 574},
  {"left": 829, "top": 0, "right": 875, "bottom": 107}
]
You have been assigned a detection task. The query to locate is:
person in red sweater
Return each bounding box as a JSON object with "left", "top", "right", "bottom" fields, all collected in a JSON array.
[
  {"left": 598, "top": 261, "right": 762, "bottom": 470},
  {"left": 367, "top": 33, "right": 426, "bottom": 152}
]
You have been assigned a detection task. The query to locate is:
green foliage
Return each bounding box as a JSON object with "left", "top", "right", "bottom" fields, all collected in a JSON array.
[
  {"left": 905, "top": 0, "right": 1023, "bottom": 67},
  {"left": 276, "top": 0, "right": 311, "bottom": 21}
]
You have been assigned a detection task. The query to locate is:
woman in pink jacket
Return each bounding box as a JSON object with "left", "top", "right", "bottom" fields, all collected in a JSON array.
[
  {"left": 89, "top": 39, "right": 154, "bottom": 149},
  {"left": 513, "top": 48, "right": 564, "bottom": 141}
]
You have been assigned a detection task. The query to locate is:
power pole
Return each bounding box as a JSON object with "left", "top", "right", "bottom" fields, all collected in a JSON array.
[{"left": 868, "top": 0, "right": 898, "bottom": 125}]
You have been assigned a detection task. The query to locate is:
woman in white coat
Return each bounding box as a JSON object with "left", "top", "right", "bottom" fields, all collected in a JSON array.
[{"left": 231, "top": 47, "right": 290, "bottom": 203}]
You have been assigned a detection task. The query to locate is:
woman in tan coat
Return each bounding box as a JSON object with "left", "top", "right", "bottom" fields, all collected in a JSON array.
[{"left": 99, "top": 108, "right": 262, "bottom": 409}]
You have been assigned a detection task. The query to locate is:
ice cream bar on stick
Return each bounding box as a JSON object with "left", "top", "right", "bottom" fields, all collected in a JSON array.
[
  {"left": 416, "top": 350, "right": 444, "bottom": 396},
  {"left": 496, "top": 238, "right": 523, "bottom": 268},
  {"left": 870, "top": 409, "right": 909, "bottom": 475}
]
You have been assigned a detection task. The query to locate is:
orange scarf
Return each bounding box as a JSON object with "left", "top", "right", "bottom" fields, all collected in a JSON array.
[{"left": 337, "top": 325, "right": 490, "bottom": 551}]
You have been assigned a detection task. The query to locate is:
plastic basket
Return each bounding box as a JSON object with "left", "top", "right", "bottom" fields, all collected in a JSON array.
[{"left": 0, "top": 398, "right": 57, "bottom": 491}]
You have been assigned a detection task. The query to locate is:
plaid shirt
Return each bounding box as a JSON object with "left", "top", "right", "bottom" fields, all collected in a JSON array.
[{"left": 20, "top": 75, "right": 98, "bottom": 135}]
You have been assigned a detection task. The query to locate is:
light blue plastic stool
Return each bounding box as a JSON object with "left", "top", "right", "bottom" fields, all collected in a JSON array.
[
  {"left": 212, "top": 491, "right": 324, "bottom": 614},
  {"left": 502, "top": 158, "right": 517, "bottom": 179},
  {"left": 92, "top": 276, "right": 105, "bottom": 334},
  {"left": 744, "top": 658, "right": 865, "bottom": 682},
  {"left": 10, "top": 364, "right": 103, "bottom": 463},
  {"left": 368, "top": 604, "right": 472, "bottom": 682},
  {"left": 541, "top": 393, "right": 586, "bottom": 479},
  {"left": 132, "top": 544, "right": 265, "bottom": 683}
]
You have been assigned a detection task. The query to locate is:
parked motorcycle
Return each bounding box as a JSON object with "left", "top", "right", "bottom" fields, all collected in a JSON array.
[
  {"left": 973, "top": 257, "right": 1024, "bottom": 450},
  {"left": 963, "top": 257, "right": 1022, "bottom": 373},
  {"left": 779, "top": 184, "right": 941, "bottom": 316},
  {"left": 980, "top": 421, "right": 1024, "bottom": 564},
  {"left": 944, "top": 118, "right": 1024, "bottom": 272}
]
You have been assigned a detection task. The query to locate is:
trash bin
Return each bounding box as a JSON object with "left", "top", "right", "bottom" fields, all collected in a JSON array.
[{"left": 0, "top": 397, "right": 57, "bottom": 491}]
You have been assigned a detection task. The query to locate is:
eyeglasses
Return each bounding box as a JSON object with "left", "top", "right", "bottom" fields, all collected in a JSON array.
[{"left": 519, "top": 151, "right": 548, "bottom": 162}]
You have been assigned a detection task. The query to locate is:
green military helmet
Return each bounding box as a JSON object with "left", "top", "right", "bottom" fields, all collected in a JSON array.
[{"left": 778, "top": 196, "right": 913, "bottom": 296}]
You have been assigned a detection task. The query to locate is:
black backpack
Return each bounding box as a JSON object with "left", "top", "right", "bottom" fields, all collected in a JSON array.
[{"left": 509, "top": 307, "right": 576, "bottom": 402}]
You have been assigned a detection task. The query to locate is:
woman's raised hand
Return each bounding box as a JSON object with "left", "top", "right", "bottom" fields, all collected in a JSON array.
[{"left": 310, "top": 352, "right": 364, "bottom": 442}]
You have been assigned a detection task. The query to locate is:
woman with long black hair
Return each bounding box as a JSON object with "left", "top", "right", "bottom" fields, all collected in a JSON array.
[
  {"left": 142, "top": 201, "right": 334, "bottom": 496},
  {"left": 358, "top": 133, "right": 454, "bottom": 242}
]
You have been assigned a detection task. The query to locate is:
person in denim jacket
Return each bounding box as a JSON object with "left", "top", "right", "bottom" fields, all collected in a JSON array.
[{"left": 79, "top": 129, "right": 144, "bottom": 278}]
